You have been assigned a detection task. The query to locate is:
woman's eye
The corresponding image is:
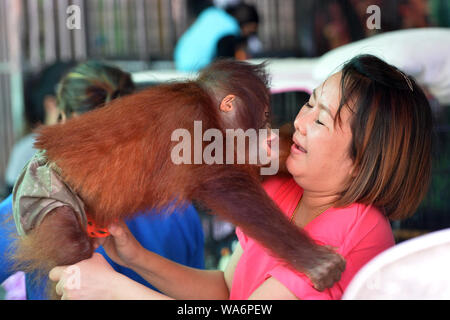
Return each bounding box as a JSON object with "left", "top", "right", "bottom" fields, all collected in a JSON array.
[
  {"left": 316, "top": 119, "right": 324, "bottom": 126},
  {"left": 305, "top": 102, "right": 313, "bottom": 108}
]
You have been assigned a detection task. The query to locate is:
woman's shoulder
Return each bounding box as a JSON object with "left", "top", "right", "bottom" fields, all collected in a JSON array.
[
  {"left": 309, "top": 203, "right": 394, "bottom": 255},
  {"left": 332, "top": 202, "right": 387, "bottom": 224},
  {"left": 346, "top": 203, "right": 394, "bottom": 247},
  {"left": 340, "top": 203, "right": 391, "bottom": 236}
]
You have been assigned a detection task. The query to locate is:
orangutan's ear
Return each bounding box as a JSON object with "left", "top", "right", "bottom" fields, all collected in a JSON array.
[{"left": 219, "top": 94, "right": 236, "bottom": 113}]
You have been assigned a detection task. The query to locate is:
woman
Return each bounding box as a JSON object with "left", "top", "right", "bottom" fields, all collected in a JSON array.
[{"left": 49, "top": 54, "right": 432, "bottom": 300}]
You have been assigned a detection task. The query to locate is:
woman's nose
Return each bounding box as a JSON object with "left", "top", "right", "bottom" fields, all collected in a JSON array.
[{"left": 294, "top": 109, "right": 308, "bottom": 136}]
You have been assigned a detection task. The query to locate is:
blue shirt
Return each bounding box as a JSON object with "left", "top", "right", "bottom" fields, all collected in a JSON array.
[
  {"left": 174, "top": 7, "right": 240, "bottom": 72},
  {"left": 0, "top": 194, "right": 204, "bottom": 299}
]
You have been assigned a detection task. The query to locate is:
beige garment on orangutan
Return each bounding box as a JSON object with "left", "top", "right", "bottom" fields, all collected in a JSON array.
[{"left": 12, "top": 150, "right": 87, "bottom": 236}]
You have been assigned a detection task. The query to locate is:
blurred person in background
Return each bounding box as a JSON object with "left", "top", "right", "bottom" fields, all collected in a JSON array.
[
  {"left": 174, "top": 0, "right": 240, "bottom": 72},
  {"left": 4, "top": 62, "right": 75, "bottom": 194},
  {"left": 216, "top": 2, "right": 263, "bottom": 60},
  {"left": 313, "top": 0, "right": 365, "bottom": 56},
  {"left": 398, "top": 0, "right": 431, "bottom": 29},
  {"left": 1, "top": 61, "right": 204, "bottom": 299}
]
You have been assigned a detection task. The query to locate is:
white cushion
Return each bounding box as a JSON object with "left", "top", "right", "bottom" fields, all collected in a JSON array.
[
  {"left": 313, "top": 28, "right": 450, "bottom": 105},
  {"left": 343, "top": 228, "right": 450, "bottom": 300}
]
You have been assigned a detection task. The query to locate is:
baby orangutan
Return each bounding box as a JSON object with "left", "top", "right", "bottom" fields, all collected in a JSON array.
[{"left": 12, "top": 60, "right": 345, "bottom": 299}]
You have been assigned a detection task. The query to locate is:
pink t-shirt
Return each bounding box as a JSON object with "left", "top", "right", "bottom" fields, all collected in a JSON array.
[{"left": 229, "top": 176, "right": 395, "bottom": 300}]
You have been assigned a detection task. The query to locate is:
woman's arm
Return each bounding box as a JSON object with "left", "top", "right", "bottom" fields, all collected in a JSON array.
[
  {"left": 49, "top": 240, "right": 244, "bottom": 300},
  {"left": 129, "top": 249, "right": 229, "bottom": 299},
  {"left": 128, "top": 242, "right": 244, "bottom": 300},
  {"left": 248, "top": 277, "right": 299, "bottom": 300},
  {"left": 101, "top": 223, "right": 243, "bottom": 300},
  {"left": 49, "top": 253, "right": 173, "bottom": 300}
]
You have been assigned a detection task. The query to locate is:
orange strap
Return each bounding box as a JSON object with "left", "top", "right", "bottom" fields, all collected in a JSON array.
[{"left": 86, "top": 213, "right": 110, "bottom": 238}]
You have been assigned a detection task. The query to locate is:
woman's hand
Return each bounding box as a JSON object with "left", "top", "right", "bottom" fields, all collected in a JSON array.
[
  {"left": 49, "top": 253, "right": 124, "bottom": 300},
  {"left": 96, "top": 222, "right": 144, "bottom": 269}
]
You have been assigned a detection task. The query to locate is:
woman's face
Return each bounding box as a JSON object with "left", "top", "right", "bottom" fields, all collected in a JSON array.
[{"left": 286, "top": 72, "right": 355, "bottom": 195}]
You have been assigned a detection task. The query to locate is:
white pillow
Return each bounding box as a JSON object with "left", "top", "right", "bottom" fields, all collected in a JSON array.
[
  {"left": 313, "top": 28, "right": 450, "bottom": 105},
  {"left": 343, "top": 228, "right": 450, "bottom": 299}
]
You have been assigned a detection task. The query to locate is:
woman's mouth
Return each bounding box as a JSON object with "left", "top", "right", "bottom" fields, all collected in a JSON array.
[{"left": 291, "top": 140, "right": 307, "bottom": 154}]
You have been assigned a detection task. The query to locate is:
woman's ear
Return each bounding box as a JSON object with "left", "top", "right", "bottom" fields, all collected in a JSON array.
[{"left": 219, "top": 94, "right": 236, "bottom": 113}]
